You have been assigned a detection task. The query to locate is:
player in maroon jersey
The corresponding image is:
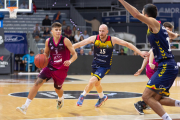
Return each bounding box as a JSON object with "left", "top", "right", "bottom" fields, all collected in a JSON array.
[{"left": 16, "top": 22, "right": 77, "bottom": 115}]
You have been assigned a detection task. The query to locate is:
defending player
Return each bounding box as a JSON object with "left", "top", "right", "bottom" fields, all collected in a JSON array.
[
  {"left": 73, "top": 24, "right": 149, "bottom": 107},
  {"left": 134, "top": 22, "right": 175, "bottom": 115},
  {"left": 16, "top": 22, "right": 77, "bottom": 115},
  {"left": 118, "top": 0, "right": 180, "bottom": 119}
]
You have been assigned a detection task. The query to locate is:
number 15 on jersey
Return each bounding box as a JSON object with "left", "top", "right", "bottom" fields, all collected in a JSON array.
[{"left": 100, "top": 49, "right": 106, "bottom": 54}]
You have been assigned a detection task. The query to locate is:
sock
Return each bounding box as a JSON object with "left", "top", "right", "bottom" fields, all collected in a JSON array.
[
  {"left": 58, "top": 96, "right": 64, "bottom": 101},
  {"left": 82, "top": 90, "right": 87, "bottom": 96},
  {"left": 98, "top": 92, "right": 104, "bottom": 98},
  {"left": 162, "top": 113, "right": 172, "bottom": 120},
  {"left": 175, "top": 100, "right": 180, "bottom": 107},
  {"left": 24, "top": 98, "right": 32, "bottom": 107}
]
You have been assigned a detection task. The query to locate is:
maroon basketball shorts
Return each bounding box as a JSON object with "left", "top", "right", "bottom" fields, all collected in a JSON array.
[{"left": 38, "top": 67, "right": 67, "bottom": 89}]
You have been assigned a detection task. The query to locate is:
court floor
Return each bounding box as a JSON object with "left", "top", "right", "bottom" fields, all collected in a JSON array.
[{"left": 0, "top": 74, "right": 180, "bottom": 120}]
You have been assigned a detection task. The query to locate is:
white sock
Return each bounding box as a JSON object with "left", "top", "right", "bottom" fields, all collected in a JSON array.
[
  {"left": 175, "top": 100, "right": 180, "bottom": 107},
  {"left": 82, "top": 90, "right": 87, "bottom": 96},
  {"left": 58, "top": 96, "right": 64, "bottom": 101},
  {"left": 24, "top": 98, "right": 32, "bottom": 107},
  {"left": 98, "top": 92, "right": 104, "bottom": 98},
  {"left": 162, "top": 113, "right": 172, "bottom": 120}
]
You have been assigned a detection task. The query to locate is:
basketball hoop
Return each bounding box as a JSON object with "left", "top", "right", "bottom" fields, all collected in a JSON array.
[{"left": 7, "top": 7, "right": 18, "bottom": 19}]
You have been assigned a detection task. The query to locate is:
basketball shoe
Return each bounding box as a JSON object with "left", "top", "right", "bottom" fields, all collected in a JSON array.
[
  {"left": 134, "top": 101, "right": 145, "bottom": 115},
  {"left": 57, "top": 99, "right": 64, "bottom": 109},
  {"left": 95, "top": 95, "right": 108, "bottom": 107},
  {"left": 16, "top": 104, "right": 27, "bottom": 115},
  {"left": 77, "top": 95, "right": 85, "bottom": 106}
]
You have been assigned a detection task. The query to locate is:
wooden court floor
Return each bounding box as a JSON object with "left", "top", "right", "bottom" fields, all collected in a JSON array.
[{"left": 0, "top": 74, "right": 180, "bottom": 120}]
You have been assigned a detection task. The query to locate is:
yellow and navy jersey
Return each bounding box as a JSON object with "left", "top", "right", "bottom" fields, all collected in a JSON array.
[
  {"left": 92, "top": 35, "right": 113, "bottom": 67},
  {"left": 147, "top": 24, "right": 174, "bottom": 63}
]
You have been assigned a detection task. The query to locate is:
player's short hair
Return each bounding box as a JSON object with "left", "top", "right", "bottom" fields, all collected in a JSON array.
[
  {"left": 51, "top": 22, "right": 62, "bottom": 28},
  {"left": 163, "top": 22, "right": 174, "bottom": 29},
  {"left": 143, "top": 4, "right": 157, "bottom": 18}
]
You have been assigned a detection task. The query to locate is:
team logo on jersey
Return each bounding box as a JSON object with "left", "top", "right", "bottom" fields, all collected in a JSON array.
[
  {"left": 175, "top": 65, "right": 178, "bottom": 69},
  {"left": 51, "top": 46, "right": 54, "bottom": 50},
  {"left": 50, "top": 43, "right": 52, "bottom": 46},
  {"left": 159, "top": 85, "right": 165, "bottom": 89},
  {"left": 9, "top": 91, "right": 142, "bottom": 99}
]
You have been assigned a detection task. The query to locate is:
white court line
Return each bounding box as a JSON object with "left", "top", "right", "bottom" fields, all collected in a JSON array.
[
  {"left": 19, "top": 114, "right": 180, "bottom": 120},
  {"left": 18, "top": 72, "right": 39, "bottom": 75}
]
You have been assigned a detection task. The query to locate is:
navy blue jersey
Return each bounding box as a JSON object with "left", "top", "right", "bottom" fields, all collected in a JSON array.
[
  {"left": 92, "top": 35, "right": 113, "bottom": 67},
  {"left": 147, "top": 24, "right": 174, "bottom": 63}
]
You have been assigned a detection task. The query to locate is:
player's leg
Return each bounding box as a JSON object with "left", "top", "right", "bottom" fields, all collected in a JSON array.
[
  {"left": 77, "top": 76, "right": 98, "bottom": 106},
  {"left": 55, "top": 88, "right": 64, "bottom": 109},
  {"left": 85, "top": 76, "right": 99, "bottom": 93},
  {"left": 95, "top": 81, "right": 108, "bottom": 107},
  {"left": 142, "top": 88, "right": 166, "bottom": 116},
  {"left": 16, "top": 67, "right": 51, "bottom": 115},
  {"left": 28, "top": 78, "right": 46, "bottom": 100},
  {"left": 142, "top": 88, "right": 173, "bottom": 120},
  {"left": 16, "top": 77, "right": 46, "bottom": 114},
  {"left": 134, "top": 70, "right": 153, "bottom": 115},
  {"left": 53, "top": 69, "right": 67, "bottom": 109}
]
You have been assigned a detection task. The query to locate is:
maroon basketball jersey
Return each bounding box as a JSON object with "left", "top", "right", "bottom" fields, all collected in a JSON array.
[{"left": 47, "top": 35, "right": 70, "bottom": 70}]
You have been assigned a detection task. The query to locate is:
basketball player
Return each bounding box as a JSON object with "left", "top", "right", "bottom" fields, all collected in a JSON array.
[
  {"left": 73, "top": 24, "right": 149, "bottom": 107},
  {"left": 16, "top": 22, "right": 77, "bottom": 115},
  {"left": 118, "top": 0, "right": 180, "bottom": 119},
  {"left": 134, "top": 22, "right": 178, "bottom": 115}
]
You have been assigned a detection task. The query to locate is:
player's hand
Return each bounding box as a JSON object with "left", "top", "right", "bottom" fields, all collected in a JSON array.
[
  {"left": 63, "top": 60, "right": 71, "bottom": 66},
  {"left": 134, "top": 68, "right": 143, "bottom": 76},
  {"left": 149, "top": 63, "right": 155, "bottom": 70},
  {"left": 139, "top": 51, "right": 149, "bottom": 59}
]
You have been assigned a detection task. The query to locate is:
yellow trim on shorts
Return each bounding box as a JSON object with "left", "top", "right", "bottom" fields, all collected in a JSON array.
[
  {"left": 91, "top": 69, "right": 110, "bottom": 80},
  {"left": 105, "top": 69, "right": 110, "bottom": 75},
  {"left": 94, "top": 74, "right": 102, "bottom": 80},
  {"left": 160, "top": 91, "right": 170, "bottom": 96},
  {"left": 146, "top": 85, "right": 170, "bottom": 96}
]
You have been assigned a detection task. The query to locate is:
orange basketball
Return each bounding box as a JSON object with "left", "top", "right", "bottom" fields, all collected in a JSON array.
[{"left": 34, "top": 54, "right": 48, "bottom": 68}]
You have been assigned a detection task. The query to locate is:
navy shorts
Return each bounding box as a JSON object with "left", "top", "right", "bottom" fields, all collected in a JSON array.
[
  {"left": 146, "top": 59, "right": 178, "bottom": 97},
  {"left": 91, "top": 65, "right": 111, "bottom": 80}
]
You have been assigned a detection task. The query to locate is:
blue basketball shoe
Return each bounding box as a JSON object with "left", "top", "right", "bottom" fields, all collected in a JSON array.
[
  {"left": 95, "top": 95, "right": 108, "bottom": 107},
  {"left": 77, "top": 95, "right": 85, "bottom": 107}
]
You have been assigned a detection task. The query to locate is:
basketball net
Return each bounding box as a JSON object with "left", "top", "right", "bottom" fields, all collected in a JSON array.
[{"left": 7, "top": 7, "right": 18, "bottom": 19}]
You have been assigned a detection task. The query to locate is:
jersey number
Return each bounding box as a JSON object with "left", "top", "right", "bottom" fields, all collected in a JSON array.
[
  {"left": 55, "top": 49, "right": 58, "bottom": 54},
  {"left": 100, "top": 49, "right": 106, "bottom": 54},
  {"left": 166, "top": 37, "right": 171, "bottom": 52}
]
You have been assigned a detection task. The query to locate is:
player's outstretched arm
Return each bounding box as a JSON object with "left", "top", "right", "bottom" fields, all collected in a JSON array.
[
  {"left": 44, "top": 38, "right": 50, "bottom": 58},
  {"left": 64, "top": 38, "right": 77, "bottom": 66},
  {"left": 166, "top": 30, "right": 180, "bottom": 40},
  {"left": 118, "top": 0, "right": 159, "bottom": 32},
  {"left": 134, "top": 49, "right": 151, "bottom": 76},
  {"left": 72, "top": 36, "right": 96, "bottom": 49},
  {"left": 112, "top": 37, "right": 149, "bottom": 58}
]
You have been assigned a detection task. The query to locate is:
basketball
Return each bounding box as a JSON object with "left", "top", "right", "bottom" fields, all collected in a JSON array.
[{"left": 34, "top": 54, "right": 48, "bottom": 68}]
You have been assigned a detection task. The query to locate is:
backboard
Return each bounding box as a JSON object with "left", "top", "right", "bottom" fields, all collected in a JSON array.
[{"left": 0, "top": 0, "right": 32, "bottom": 12}]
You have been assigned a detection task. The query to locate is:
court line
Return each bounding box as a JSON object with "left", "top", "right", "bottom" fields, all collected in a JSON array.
[{"left": 19, "top": 114, "right": 180, "bottom": 120}]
